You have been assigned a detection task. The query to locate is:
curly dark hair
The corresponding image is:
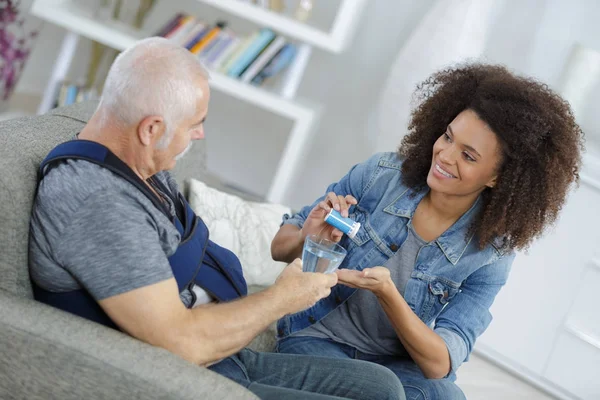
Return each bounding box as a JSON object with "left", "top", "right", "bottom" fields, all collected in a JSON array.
[{"left": 399, "top": 63, "right": 584, "bottom": 251}]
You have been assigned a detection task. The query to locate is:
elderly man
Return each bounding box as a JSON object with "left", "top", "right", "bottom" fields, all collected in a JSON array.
[{"left": 28, "top": 38, "right": 404, "bottom": 400}]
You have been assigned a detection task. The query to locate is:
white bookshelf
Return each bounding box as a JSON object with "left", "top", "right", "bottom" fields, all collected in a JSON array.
[
  {"left": 30, "top": 0, "right": 366, "bottom": 203},
  {"left": 198, "top": 0, "right": 366, "bottom": 53}
]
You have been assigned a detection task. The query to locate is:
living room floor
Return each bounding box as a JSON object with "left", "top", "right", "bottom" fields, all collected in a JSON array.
[{"left": 457, "top": 354, "right": 554, "bottom": 399}]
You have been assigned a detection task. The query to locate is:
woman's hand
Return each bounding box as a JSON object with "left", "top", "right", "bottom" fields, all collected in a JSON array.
[
  {"left": 300, "top": 192, "right": 357, "bottom": 243},
  {"left": 335, "top": 267, "right": 394, "bottom": 298}
]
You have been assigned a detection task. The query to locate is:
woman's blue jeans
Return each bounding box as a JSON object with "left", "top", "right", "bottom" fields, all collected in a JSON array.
[
  {"left": 277, "top": 336, "right": 466, "bottom": 400},
  {"left": 209, "top": 347, "right": 405, "bottom": 399}
]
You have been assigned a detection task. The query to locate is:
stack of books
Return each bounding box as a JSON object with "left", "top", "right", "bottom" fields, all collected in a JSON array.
[
  {"left": 156, "top": 14, "right": 297, "bottom": 86},
  {"left": 53, "top": 82, "right": 99, "bottom": 108}
]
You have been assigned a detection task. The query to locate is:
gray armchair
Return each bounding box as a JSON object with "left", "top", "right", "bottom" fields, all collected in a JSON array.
[{"left": 0, "top": 102, "right": 266, "bottom": 399}]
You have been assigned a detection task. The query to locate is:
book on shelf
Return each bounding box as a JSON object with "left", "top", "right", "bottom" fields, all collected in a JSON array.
[
  {"left": 226, "top": 28, "right": 275, "bottom": 78},
  {"left": 196, "top": 27, "right": 225, "bottom": 58},
  {"left": 207, "top": 35, "right": 240, "bottom": 69},
  {"left": 65, "top": 84, "right": 78, "bottom": 105},
  {"left": 54, "top": 81, "right": 99, "bottom": 108},
  {"left": 218, "top": 32, "right": 258, "bottom": 74},
  {"left": 156, "top": 13, "right": 297, "bottom": 87},
  {"left": 200, "top": 30, "right": 231, "bottom": 63},
  {"left": 251, "top": 43, "right": 297, "bottom": 86},
  {"left": 165, "top": 15, "right": 195, "bottom": 42},
  {"left": 182, "top": 22, "right": 207, "bottom": 50},
  {"left": 190, "top": 22, "right": 226, "bottom": 55},
  {"left": 155, "top": 13, "right": 184, "bottom": 37},
  {"left": 240, "top": 35, "right": 286, "bottom": 83}
]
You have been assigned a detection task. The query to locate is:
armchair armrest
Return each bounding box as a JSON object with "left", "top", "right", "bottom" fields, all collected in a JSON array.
[{"left": 0, "top": 290, "right": 257, "bottom": 400}]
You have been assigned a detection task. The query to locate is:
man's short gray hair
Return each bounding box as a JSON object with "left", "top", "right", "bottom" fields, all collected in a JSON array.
[{"left": 98, "top": 37, "right": 209, "bottom": 148}]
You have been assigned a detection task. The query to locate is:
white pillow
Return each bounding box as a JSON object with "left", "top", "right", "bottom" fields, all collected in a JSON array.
[{"left": 187, "top": 179, "right": 291, "bottom": 287}]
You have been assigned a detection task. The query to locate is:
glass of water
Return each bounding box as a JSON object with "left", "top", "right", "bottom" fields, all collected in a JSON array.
[{"left": 302, "top": 235, "right": 348, "bottom": 274}]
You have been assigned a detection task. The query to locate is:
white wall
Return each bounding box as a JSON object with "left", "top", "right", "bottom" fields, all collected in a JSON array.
[{"left": 14, "top": 0, "right": 600, "bottom": 210}]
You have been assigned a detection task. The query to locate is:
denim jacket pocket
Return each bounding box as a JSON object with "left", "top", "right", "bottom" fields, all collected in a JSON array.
[
  {"left": 421, "top": 280, "right": 460, "bottom": 324},
  {"left": 346, "top": 206, "right": 371, "bottom": 247}
]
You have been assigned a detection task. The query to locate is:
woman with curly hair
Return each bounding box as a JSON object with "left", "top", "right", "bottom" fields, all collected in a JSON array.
[{"left": 270, "top": 63, "right": 584, "bottom": 399}]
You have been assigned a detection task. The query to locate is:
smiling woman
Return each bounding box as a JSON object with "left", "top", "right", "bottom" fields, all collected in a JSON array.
[
  {"left": 400, "top": 63, "right": 583, "bottom": 250},
  {"left": 270, "top": 63, "right": 584, "bottom": 400}
]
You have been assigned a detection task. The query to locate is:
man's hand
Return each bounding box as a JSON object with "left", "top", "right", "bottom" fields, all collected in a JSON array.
[
  {"left": 336, "top": 267, "right": 394, "bottom": 298},
  {"left": 272, "top": 259, "right": 338, "bottom": 314},
  {"left": 300, "top": 192, "right": 358, "bottom": 243}
]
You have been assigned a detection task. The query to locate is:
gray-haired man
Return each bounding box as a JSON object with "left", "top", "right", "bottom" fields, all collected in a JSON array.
[{"left": 29, "top": 37, "right": 405, "bottom": 400}]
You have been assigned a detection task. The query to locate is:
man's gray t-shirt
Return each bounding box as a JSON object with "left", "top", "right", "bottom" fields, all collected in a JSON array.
[
  {"left": 298, "top": 225, "right": 427, "bottom": 356},
  {"left": 29, "top": 159, "right": 200, "bottom": 307}
]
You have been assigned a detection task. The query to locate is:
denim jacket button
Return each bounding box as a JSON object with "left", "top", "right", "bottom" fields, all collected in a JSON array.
[
  {"left": 335, "top": 296, "right": 342, "bottom": 304},
  {"left": 308, "top": 316, "right": 316, "bottom": 324},
  {"left": 277, "top": 328, "right": 284, "bottom": 336},
  {"left": 389, "top": 244, "right": 399, "bottom": 251}
]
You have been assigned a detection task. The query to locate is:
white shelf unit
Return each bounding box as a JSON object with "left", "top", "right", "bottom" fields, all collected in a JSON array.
[
  {"left": 199, "top": 0, "right": 366, "bottom": 53},
  {"left": 30, "top": 0, "right": 366, "bottom": 203}
]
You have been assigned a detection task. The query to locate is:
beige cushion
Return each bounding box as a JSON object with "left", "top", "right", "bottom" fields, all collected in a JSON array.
[{"left": 187, "top": 178, "right": 290, "bottom": 287}]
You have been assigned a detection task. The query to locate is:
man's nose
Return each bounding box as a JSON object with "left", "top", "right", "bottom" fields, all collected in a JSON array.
[{"left": 192, "top": 126, "right": 204, "bottom": 140}]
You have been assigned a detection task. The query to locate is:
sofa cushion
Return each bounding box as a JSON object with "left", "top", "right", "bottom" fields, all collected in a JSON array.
[
  {"left": 0, "top": 112, "right": 87, "bottom": 298},
  {"left": 187, "top": 178, "right": 290, "bottom": 287},
  {"left": 0, "top": 289, "right": 257, "bottom": 400},
  {"left": 0, "top": 102, "right": 208, "bottom": 298}
]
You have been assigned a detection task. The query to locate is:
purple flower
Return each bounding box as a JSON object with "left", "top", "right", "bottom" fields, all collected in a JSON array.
[
  {"left": 0, "top": 0, "right": 39, "bottom": 101},
  {"left": 0, "top": 2, "right": 18, "bottom": 25}
]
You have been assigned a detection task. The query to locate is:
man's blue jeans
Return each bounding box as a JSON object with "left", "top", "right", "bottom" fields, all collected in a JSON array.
[
  {"left": 277, "top": 336, "right": 466, "bottom": 400},
  {"left": 208, "top": 348, "right": 405, "bottom": 399}
]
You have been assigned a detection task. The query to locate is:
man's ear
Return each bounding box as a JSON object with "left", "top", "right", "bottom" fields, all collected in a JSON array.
[{"left": 137, "top": 115, "right": 165, "bottom": 147}]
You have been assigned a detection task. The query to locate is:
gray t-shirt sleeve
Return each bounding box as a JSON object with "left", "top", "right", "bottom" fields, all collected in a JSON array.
[{"left": 55, "top": 189, "right": 176, "bottom": 300}]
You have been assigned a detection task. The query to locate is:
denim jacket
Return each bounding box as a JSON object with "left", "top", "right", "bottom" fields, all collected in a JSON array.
[{"left": 277, "top": 152, "right": 515, "bottom": 374}]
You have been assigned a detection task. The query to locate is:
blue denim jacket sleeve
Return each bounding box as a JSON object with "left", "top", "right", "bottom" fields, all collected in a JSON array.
[
  {"left": 434, "top": 251, "right": 515, "bottom": 375},
  {"left": 281, "top": 153, "right": 385, "bottom": 228}
]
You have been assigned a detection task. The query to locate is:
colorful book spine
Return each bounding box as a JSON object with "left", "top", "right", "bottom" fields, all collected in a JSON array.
[
  {"left": 210, "top": 36, "right": 241, "bottom": 70},
  {"left": 155, "top": 13, "right": 184, "bottom": 37},
  {"left": 251, "top": 43, "right": 297, "bottom": 85},
  {"left": 197, "top": 30, "right": 225, "bottom": 59},
  {"left": 163, "top": 14, "right": 188, "bottom": 38},
  {"left": 155, "top": 13, "right": 298, "bottom": 83},
  {"left": 240, "top": 36, "right": 286, "bottom": 83},
  {"left": 169, "top": 17, "right": 196, "bottom": 45},
  {"left": 65, "top": 84, "right": 78, "bottom": 105},
  {"left": 203, "top": 32, "right": 233, "bottom": 65},
  {"left": 179, "top": 22, "right": 205, "bottom": 48},
  {"left": 165, "top": 15, "right": 194, "bottom": 41},
  {"left": 226, "top": 28, "right": 276, "bottom": 78},
  {"left": 75, "top": 86, "right": 86, "bottom": 103},
  {"left": 219, "top": 33, "right": 259, "bottom": 74},
  {"left": 183, "top": 23, "right": 208, "bottom": 50},
  {"left": 190, "top": 22, "right": 226, "bottom": 55},
  {"left": 57, "top": 82, "right": 68, "bottom": 107}
]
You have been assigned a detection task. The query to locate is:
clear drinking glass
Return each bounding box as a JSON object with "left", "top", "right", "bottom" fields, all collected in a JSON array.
[{"left": 302, "top": 235, "right": 347, "bottom": 274}]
